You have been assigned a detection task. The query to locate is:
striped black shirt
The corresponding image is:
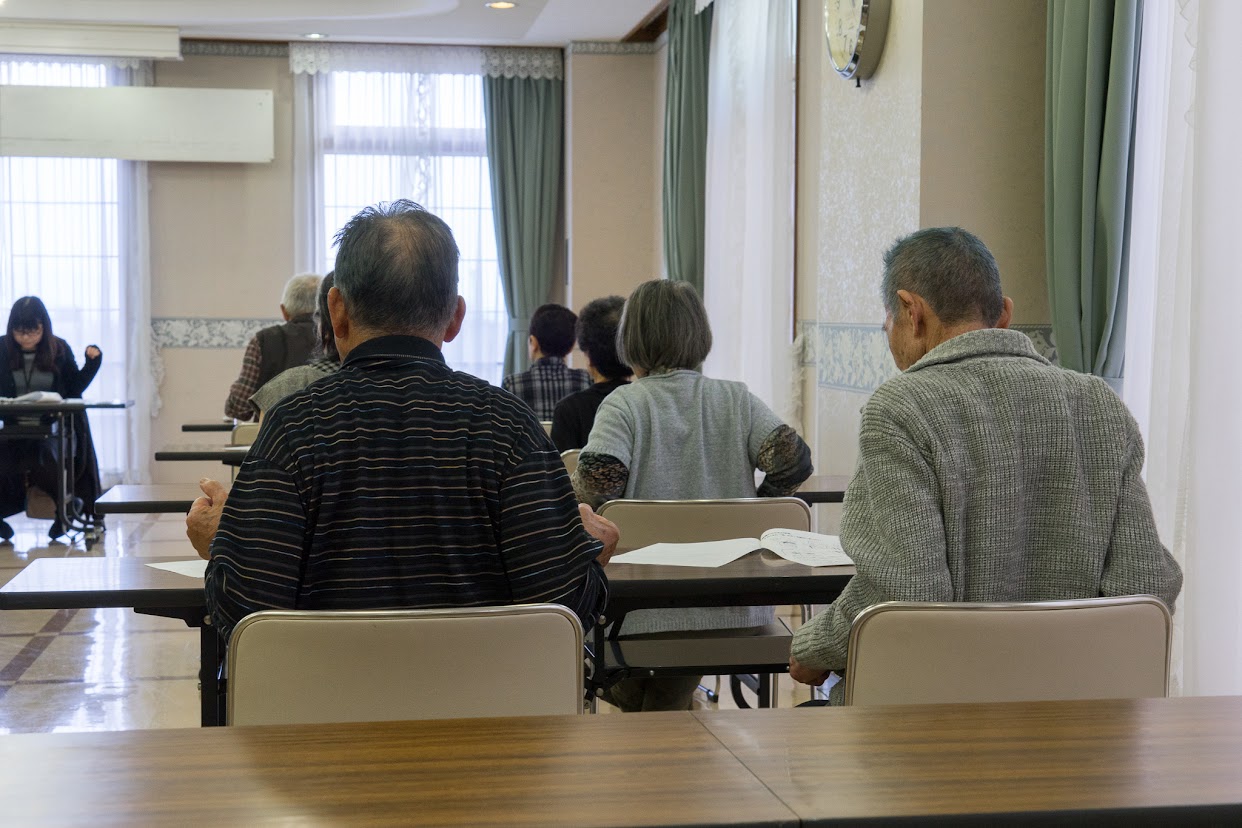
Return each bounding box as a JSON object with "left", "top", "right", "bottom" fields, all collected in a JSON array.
[{"left": 206, "top": 335, "right": 608, "bottom": 640}]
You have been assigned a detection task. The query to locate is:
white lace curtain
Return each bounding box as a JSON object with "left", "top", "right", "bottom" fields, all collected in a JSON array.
[
  {"left": 0, "top": 55, "right": 153, "bottom": 486},
  {"left": 290, "top": 43, "right": 561, "bottom": 385},
  {"left": 1122, "top": 0, "right": 1242, "bottom": 696},
  {"left": 700, "top": 0, "right": 799, "bottom": 424}
]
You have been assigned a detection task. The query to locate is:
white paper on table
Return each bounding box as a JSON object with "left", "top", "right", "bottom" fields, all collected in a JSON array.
[
  {"left": 757, "top": 529, "right": 852, "bottom": 567},
  {"left": 146, "top": 559, "right": 208, "bottom": 578},
  {"left": 609, "top": 539, "right": 760, "bottom": 568}
]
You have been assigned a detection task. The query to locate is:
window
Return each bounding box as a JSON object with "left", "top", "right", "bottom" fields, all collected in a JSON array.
[
  {"left": 315, "top": 69, "right": 507, "bottom": 385},
  {"left": 0, "top": 57, "right": 140, "bottom": 484}
]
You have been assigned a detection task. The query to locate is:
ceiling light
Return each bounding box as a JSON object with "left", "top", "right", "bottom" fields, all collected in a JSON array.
[
  {"left": 303, "top": 33, "right": 328, "bottom": 40},
  {"left": 486, "top": 2, "right": 518, "bottom": 9}
]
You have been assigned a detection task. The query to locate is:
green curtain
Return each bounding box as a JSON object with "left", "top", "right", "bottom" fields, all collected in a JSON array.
[
  {"left": 663, "top": 0, "right": 713, "bottom": 296},
  {"left": 484, "top": 75, "right": 564, "bottom": 377},
  {"left": 1045, "top": 0, "right": 1143, "bottom": 385}
]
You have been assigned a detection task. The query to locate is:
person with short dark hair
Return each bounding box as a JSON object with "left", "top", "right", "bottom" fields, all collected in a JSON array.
[
  {"left": 788, "top": 227, "right": 1183, "bottom": 703},
  {"left": 572, "top": 279, "right": 813, "bottom": 712},
  {"left": 550, "top": 296, "right": 632, "bottom": 452},
  {"left": 186, "top": 200, "right": 615, "bottom": 641},
  {"left": 224, "top": 273, "right": 322, "bottom": 422},
  {"left": 502, "top": 303, "right": 591, "bottom": 420},
  {"left": 0, "top": 296, "right": 105, "bottom": 541}
]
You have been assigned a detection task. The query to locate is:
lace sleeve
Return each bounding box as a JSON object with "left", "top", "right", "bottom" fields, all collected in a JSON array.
[
  {"left": 571, "top": 452, "right": 630, "bottom": 509},
  {"left": 756, "top": 425, "right": 814, "bottom": 497}
]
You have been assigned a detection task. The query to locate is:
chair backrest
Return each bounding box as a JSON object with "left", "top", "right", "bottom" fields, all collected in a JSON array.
[
  {"left": 843, "top": 596, "right": 1172, "bottom": 706},
  {"left": 231, "top": 422, "right": 260, "bottom": 446},
  {"left": 598, "top": 497, "right": 811, "bottom": 547},
  {"left": 540, "top": 420, "right": 553, "bottom": 436},
  {"left": 561, "top": 448, "right": 580, "bottom": 475},
  {"left": 226, "top": 604, "right": 584, "bottom": 726}
]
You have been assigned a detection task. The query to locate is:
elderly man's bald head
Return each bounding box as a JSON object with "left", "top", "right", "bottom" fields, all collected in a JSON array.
[{"left": 332, "top": 200, "right": 460, "bottom": 337}]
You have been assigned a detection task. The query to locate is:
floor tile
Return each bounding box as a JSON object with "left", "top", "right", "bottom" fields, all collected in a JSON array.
[
  {"left": 20, "top": 629, "right": 198, "bottom": 683},
  {"left": 0, "top": 679, "right": 201, "bottom": 734}
]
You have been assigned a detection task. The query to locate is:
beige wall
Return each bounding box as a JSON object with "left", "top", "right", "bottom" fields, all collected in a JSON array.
[
  {"left": 148, "top": 54, "right": 295, "bottom": 484},
  {"left": 920, "top": 0, "right": 1048, "bottom": 323},
  {"left": 565, "top": 49, "right": 663, "bottom": 314}
]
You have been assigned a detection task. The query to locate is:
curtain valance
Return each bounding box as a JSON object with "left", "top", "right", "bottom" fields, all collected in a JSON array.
[{"left": 288, "top": 43, "right": 562, "bottom": 80}]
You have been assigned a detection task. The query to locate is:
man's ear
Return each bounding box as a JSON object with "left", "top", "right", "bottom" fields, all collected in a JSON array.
[
  {"left": 996, "top": 296, "right": 1014, "bottom": 329},
  {"left": 895, "top": 289, "right": 924, "bottom": 332},
  {"left": 279, "top": 303, "right": 291, "bottom": 322},
  {"left": 442, "top": 296, "right": 467, "bottom": 344},
  {"left": 327, "top": 287, "right": 349, "bottom": 340}
]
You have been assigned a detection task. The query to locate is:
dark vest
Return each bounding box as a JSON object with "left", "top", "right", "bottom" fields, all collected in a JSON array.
[{"left": 254, "top": 317, "right": 317, "bottom": 387}]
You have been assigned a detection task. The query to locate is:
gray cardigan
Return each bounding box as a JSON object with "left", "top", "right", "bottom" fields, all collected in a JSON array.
[{"left": 791, "top": 329, "right": 1182, "bottom": 686}]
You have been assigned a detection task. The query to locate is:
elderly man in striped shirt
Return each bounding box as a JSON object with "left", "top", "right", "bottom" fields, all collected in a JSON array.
[{"left": 187, "top": 200, "right": 615, "bottom": 641}]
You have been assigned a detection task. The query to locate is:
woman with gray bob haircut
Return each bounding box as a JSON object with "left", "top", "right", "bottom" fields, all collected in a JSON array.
[{"left": 573, "top": 279, "right": 814, "bottom": 713}]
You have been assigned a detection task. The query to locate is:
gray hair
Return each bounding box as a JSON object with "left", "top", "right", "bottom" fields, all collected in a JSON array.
[
  {"left": 881, "top": 227, "right": 1004, "bottom": 325},
  {"left": 332, "top": 200, "right": 460, "bottom": 335},
  {"left": 282, "top": 273, "right": 322, "bottom": 318},
  {"left": 617, "top": 280, "right": 712, "bottom": 374}
]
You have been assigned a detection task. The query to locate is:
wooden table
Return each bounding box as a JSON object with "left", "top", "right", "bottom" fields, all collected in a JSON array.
[
  {"left": 591, "top": 553, "right": 853, "bottom": 701},
  {"left": 154, "top": 443, "right": 249, "bottom": 465},
  {"left": 3, "top": 698, "right": 1241, "bottom": 825},
  {"left": 181, "top": 421, "right": 235, "bottom": 433},
  {"left": 96, "top": 484, "right": 203, "bottom": 514},
  {"left": 0, "top": 712, "right": 796, "bottom": 827},
  {"left": 795, "top": 474, "right": 850, "bottom": 505},
  {"left": 694, "top": 696, "right": 1242, "bottom": 824},
  {"left": 0, "top": 557, "right": 220, "bottom": 727}
]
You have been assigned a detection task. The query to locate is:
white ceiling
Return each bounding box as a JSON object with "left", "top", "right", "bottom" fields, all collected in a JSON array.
[{"left": 0, "top": 0, "right": 665, "bottom": 47}]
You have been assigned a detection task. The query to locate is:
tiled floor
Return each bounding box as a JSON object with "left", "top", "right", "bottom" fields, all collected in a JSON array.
[
  {"left": 0, "top": 513, "right": 202, "bottom": 734},
  {"left": 0, "top": 512, "right": 811, "bottom": 733}
]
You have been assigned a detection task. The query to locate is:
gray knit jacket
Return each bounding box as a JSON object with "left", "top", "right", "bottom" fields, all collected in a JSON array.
[{"left": 791, "top": 328, "right": 1183, "bottom": 688}]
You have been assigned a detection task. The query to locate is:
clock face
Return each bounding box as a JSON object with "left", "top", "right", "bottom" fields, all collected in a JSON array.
[{"left": 824, "top": 0, "right": 866, "bottom": 78}]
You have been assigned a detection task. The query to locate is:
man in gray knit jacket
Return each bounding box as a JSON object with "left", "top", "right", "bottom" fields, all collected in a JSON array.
[{"left": 789, "top": 227, "right": 1182, "bottom": 699}]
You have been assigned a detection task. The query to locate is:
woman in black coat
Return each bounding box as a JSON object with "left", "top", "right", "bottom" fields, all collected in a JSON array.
[{"left": 0, "top": 296, "right": 104, "bottom": 542}]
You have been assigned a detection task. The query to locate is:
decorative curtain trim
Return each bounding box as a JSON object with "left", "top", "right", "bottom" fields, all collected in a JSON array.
[
  {"left": 289, "top": 42, "right": 562, "bottom": 79},
  {"left": 0, "top": 53, "right": 148, "bottom": 70}
]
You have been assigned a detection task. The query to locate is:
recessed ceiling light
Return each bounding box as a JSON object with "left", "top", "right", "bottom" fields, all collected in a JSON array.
[
  {"left": 486, "top": 2, "right": 518, "bottom": 9},
  {"left": 303, "top": 33, "right": 328, "bottom": 40}
]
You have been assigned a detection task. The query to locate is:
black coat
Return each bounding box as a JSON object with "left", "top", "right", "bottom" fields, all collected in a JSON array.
[{"left": 0, "top": 337, "right": 104, "bottom": 518}]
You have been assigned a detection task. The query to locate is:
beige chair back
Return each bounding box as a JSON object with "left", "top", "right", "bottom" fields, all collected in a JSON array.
[
  {"left": 231, "top": 422, "right": 260, "bottom": 446},
  {"left": 226, "top": 604, "right": 584, "bottom": 726},
  {"left": 540, "top": 420, "right": 553, "bottom": 436},
  {"left": 844, "top": 595, "right": 1172, "bottom": 706},
  {"left": 561, "top": 448, "right": 580, "bottom": 475},
  {"left": 598, "top": 497, "right": 811, "bottom": 547}
]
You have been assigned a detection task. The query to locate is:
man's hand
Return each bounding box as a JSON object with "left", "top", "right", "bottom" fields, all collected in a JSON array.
[
  {"left": 187, "top": 478, "right": 229, "bottom": 560},
  {"left": 789, "top": 654, "right": 830, "bottom": 686},
  {"left": 578, "top": 503, "right": 620, "bottom": 565},
  {"left": 84, "top": 345, "right": 102, "bottom": 360}
]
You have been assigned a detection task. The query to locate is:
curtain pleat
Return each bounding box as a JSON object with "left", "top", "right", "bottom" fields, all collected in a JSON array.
[
  {"left": 663, "top": 0, "right": 713, "bottom": 296},
  {"left": 483, "top": 75, "right": 564, "bottom": 377},
  {"left": 1045, "top": 0, "right": 1143, "bottom": 385}
]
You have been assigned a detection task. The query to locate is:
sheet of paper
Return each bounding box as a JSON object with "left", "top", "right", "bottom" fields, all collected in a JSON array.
[
  {"left": 609, "top": 539, "right": 760, "bottom": 568},
  {"left": 758, "top": 529, "right": 852, "bottom": 567},
  {"left": 146, "top": 559, "right": 208, "bottom": 578}
]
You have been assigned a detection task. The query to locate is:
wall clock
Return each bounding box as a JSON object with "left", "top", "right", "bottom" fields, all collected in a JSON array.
[{"left": 823, "top": 0, "right": 891, "bottom": 82}]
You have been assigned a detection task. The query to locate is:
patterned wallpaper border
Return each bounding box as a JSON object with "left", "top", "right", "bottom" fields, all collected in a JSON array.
[
  {"left": 567, "top": 41, "right": 662, "bottom": 55},
  {"left": 801, "top": 321, "right": 1057, "bottom": 393},
  {"left": 152, "top": 317, "right": 281, "bottom": 349},
  {"left": 181, "top": 40, "right": 290, "bottom": 59}
]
